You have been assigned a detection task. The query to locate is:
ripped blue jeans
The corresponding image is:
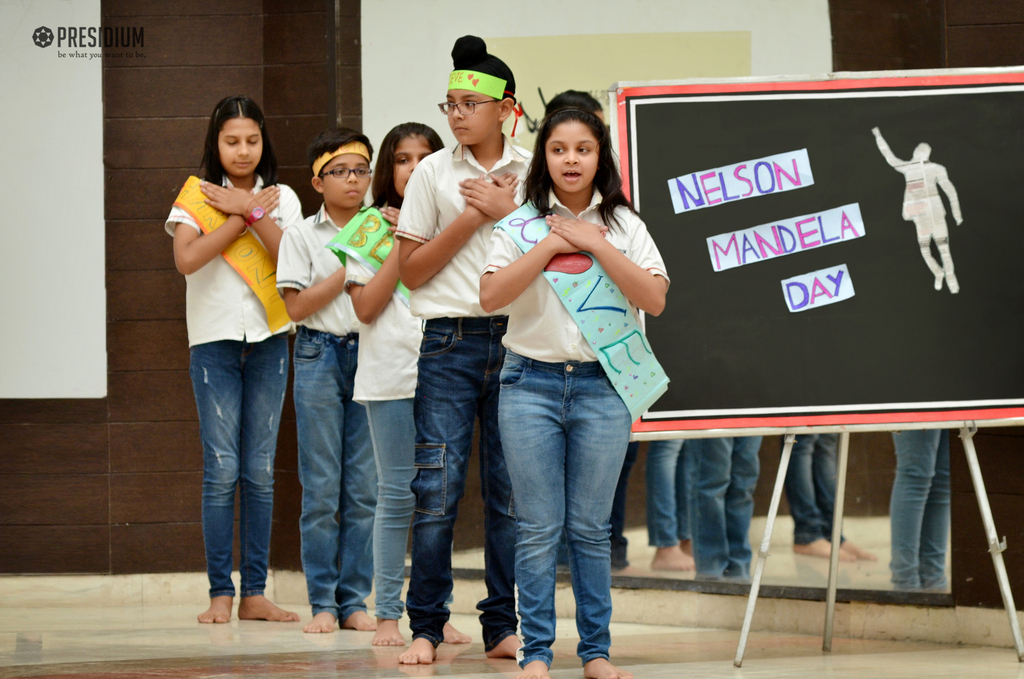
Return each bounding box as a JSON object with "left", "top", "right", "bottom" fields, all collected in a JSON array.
[{"left": 189, "top": 335, "right": 289, "bottom": 598}]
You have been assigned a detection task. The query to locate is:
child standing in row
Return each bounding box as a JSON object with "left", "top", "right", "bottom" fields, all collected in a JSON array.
[
  {"left": 276, "top": 129, "right": 378, "bottom": 634},
  {"left": 167, "top": 95, "right": 302, "bottom": 624},
  {"left": 480, "top": 107, "right": 667, "bottom": 679},
  {"left": 344, "top": 122, "right": 469, "bottom": 646},
  {"left": 395, "top": 35, "right": 528, "bottom": 665}
]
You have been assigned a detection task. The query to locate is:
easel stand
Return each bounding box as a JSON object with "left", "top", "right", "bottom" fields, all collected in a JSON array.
[{"left": 733, "top": 425, "right": 1024, "bottom": 667}]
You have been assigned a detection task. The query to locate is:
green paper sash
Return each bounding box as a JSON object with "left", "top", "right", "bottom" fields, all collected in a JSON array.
[
  {"left": 494, "top": 203, "right": 669, "bottom": 421},
  {"left": 325, "top": 207, "right": 410, "bottom": 307}
]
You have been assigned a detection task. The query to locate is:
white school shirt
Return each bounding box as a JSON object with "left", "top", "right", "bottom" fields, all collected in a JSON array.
[
  {"left": 483, "top": 192, "right": 669, "bottom": 363},
  {"left": 345, "top": 259, "right": 422, "bottom": 401},
  {"left": 165, "top": 176, "right": 301, "bottom": 347},
  {"left": 275, "top": 205, "right": 358, "bottom": 337},
  {"left": 395, "top": 138, "right": 531, "bottom": 319}
]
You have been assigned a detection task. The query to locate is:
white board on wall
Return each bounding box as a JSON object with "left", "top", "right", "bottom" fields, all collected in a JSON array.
[
  {"left": 361, "top": 0, "right": 831, "bottom": 151},
  {"left": 0, "top": 0, "right": 106, "bottom": 398}
]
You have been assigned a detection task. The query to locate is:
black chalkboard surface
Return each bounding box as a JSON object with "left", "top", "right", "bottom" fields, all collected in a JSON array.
[{"left": 614, "top": 70, "right": 1024, "bottom": 432}]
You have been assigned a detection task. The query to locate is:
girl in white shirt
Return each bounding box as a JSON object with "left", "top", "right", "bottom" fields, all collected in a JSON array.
[
  {"left": 480, "top": 107, "right": 668, "bottom": 679},
  {"left": 166, "top": 95, "right": 302, "bottom": 626}
]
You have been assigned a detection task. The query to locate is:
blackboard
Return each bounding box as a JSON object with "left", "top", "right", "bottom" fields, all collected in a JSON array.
[{"left": 613, "top": 70, "right": 1024, "bottom": 432}]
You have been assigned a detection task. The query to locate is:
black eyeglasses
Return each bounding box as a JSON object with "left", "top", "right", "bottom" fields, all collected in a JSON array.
[
  {"left": 320, "top": 167, "right": 372, "bottom": 179},
  {"left": 437, "top": 100, "right": 500, "bottom": 116}
]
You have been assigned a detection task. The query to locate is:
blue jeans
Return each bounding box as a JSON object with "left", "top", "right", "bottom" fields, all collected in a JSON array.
[
  {"left": 689, "top": 436, "right": 762, "bottom": 581},
  {"left": 784, "top": 434, "right": 842, "bottom": 545},
  {"left": 499, "top": 351, "right": 631, "bottom": 668},
  {"left": 365, "top": 398, "right": 416, "bottom": 621},
  {"left": 407, "top": 317, "right": 517, "bottom": 650},
  {"left": 645, "top": 438, "right": 691, "bottom": 547},
  {"left": 293, "top": 327, "right": 377, "bottom": 621},
  {"left": 890, "top": 429, "right": 950, "bottom": 590},
  {"left": 189, "top": 335, "right": 288, "bottom": 598}
]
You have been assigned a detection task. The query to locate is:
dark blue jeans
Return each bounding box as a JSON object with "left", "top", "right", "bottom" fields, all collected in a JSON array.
[
  {"left": 783, "top": 434, "right": 842, "bottom": 546},
  {"left": 407, "top": 317, "right": 517, "bottom": 650}
]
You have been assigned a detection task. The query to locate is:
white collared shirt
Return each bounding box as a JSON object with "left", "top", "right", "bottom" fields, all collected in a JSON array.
[
  {"left": 275, "top": 205, "right": 358, "bottom": 337},
  {"left": 165, "top": 176, "right": 301, "bottom": 347},
  {"left": 484, "top": 192, "right": 669, "bottom": 363},
  {"left": 395, "top": 137, "right": 531, "bottom": 319},
  {"left": 345, "top": 260, "right": 422, "bottom": 401}
]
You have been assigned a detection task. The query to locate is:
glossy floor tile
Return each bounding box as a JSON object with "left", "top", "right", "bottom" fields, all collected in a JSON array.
[{"left": 1, "top": 606, "right": 1019, "bottom": 678}]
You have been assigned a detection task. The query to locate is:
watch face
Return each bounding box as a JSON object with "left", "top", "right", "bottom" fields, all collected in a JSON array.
[{"left": 252, "top": 207, "right": 265, "bottom": 218}]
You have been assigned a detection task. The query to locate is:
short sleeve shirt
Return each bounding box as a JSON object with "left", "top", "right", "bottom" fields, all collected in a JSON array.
[
  {"left": 395, "top": 137, "right": 531, "bottom": 319},
  {"left": 275, "top": 205, "right": 358, "bottom": 337},
  {"left": 484, "top": 192, "right": 669, "bottom": 363},
  {"left": 164, "top": 176, "right": 301, "bottom": 347}
]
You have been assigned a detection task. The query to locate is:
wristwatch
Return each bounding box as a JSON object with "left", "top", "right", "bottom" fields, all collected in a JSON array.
[{"left": 245, "top": 206, "right": 265, "bottom": 226}]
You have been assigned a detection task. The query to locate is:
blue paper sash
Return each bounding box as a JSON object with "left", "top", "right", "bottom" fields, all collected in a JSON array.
[{"left": 494, "top": 203, "right": 669, "bottom": 421}]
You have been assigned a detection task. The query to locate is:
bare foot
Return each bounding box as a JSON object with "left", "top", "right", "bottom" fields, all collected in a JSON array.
[
  {"left": 342, "top": 610, "right": 377, "bottom": 631},
  {"left": 679, "top": 539, "right": 693, "bottom": 557},
  {"left": 238, "top": 594, "right": 300, "bottom": 622},
  {"left": 840, "top": 540, "right": 879, "bottom": 562},
  {"left": 398, "top": 637, "right": 437, "bottom": 664},
  {"left": 650, "top": 545, "right": 695, "bottom": 571},
  {"left": 303, "top": 611, "right": 338, "bottom": 633},
  {"left": 793, "top": 538, "right": 855, "bottom": 562},
  {"left": 517, "top": 659, "right": 551, "bottom": 679},
  {"left": 373, "top": 618, "right": 405, "bottom": 646},
  {"left": 198, "top": 595, "right": 233, "bottom": 624},
  {"left": 584, "top": 657, "right": 634, "bottom": 679},
  {"left": 443, "top": 622, "right": 472, "bottom": 644},
  {"left": 485, "top": 633, "right": 520, "bottom": 659}
]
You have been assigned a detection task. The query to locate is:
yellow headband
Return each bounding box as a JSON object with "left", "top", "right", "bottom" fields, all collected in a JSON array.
[{"left": 312, "top": 141, "right": 371, "bottom": 176}]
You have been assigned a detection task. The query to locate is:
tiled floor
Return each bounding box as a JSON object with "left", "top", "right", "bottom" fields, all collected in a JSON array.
[{"left": 2, "top": 606, "right": 1021, "bottom": 678}]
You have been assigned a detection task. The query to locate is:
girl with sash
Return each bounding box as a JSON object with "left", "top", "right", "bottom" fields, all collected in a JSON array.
[
  {"left": 275, "top": 128, "right": 377, "bottom": 634},
  {"left": 480, "top": 107, "right": 669, "bottom": 679},
  {"left": 342, "top": 123, "right": 471, "bottom": 647},
  {"left": 166, "top": 95, "right": 302, "bottom": 625}
]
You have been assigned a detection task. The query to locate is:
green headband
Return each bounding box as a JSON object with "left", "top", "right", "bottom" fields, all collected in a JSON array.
[{"left": 448, "top": 70, "right": 507, "bottom": 100}]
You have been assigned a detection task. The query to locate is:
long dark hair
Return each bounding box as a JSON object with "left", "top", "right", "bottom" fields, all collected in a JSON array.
[
  {"left": 200, "top": 95, "right": 278, "bottom": 186},
  {"left": 523, "top": 107, "right": 634, "bottom": 229},
  {"left": 371, "top": 123, "right": 444, "bottom": 209}
]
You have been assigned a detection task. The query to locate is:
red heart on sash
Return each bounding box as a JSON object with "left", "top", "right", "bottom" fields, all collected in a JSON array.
[{"left": 545, "top": 253, "right": 593, "bottom": 275}]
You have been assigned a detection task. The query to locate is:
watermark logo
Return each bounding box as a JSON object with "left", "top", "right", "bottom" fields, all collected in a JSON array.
[{"left": 32, "top": 26, "right": 54, "bottom": 48}]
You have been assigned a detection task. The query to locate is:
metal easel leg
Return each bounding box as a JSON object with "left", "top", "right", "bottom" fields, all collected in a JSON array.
[
  {"left": 735, "top": 433, "right": 796, "bottom": 667},
  {"left": 823, "top": 431, "right": 850, "bottom": 651},
  {"left": 959, "top": 424, "right": 1024, "bottom": 661}
]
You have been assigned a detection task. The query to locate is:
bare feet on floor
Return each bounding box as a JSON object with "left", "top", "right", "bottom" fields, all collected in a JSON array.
[
  {"left": 793, "top": 538, "right": 855, "bottom": 562},
  {"left": 485, "top": 633, "right": 521, "bottom": 659},
  {"left": 342, "top": 610, "right": 377, "bottom": 631},
  {"left": 372, "top": 618, "right": 404, "bottom": 646},
  {"left": 650, "top": 545, "right": 695, "bottom": 571},
  {"left": 840, "top": 540, "right": 878, "bottom": 561},
  {"left": 303, "top": 611, "right": 338, "bottom": 633},
  {"left": 237, "top": 595, "right": 300, "bottom": 622},
  {"left": 398, "top": 637, "right": 437, "bottom": 664},
  {"left": 517, "top": 660, "right": 551, "bottom": 679},
  {"left": 198, "top": 595, "right": 233, "bottom": 624},
  {"left": 584, "top": 658, "right": 634, "bottom": 679},
  {"left": 443, "top": 622, "right": 472, "bottom": 644}
]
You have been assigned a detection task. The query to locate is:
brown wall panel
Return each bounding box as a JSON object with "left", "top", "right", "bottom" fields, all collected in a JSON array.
[
  {"left": 104, "top": 118, "right": 208, "bottom": 170},
  {"left": 103, "top": 66, "right": 263, "bottom": 119},
  {"left": 106, "top": 168, "right": 194, "bottom": 221},
  {"left": 0, "top": 475, "right": 108, "bottom": 525},
  {"left": 279, "top": 167, "right": 319, "bottom": 214},
  {"left": 946, "top": 25, "right": 1024, "bottom": 67},
  {"left": 337, "top": 66, "right": 362, "bottom": 119},
  {"left": 946, "top": 0, "right": 1024, "bottom": 25},
  {"left": 106, "top": 221, "right": 176, "bottom": 271},
  {"left": 264, "top": 11, "right": 329, "bottom": 65},
  {"left": 103, "top": 0, "right": 258, "bottom": 16},
  {"left": 108, "top": 370, "right": 195, "bottom": 423},
  {"left": 270, "top": 518, "right": 302, "bottom": 571},
  {"left": 107, "top": 270, "right": 186, "bottom": 321},
  {"left": 264, "top": 64, "right": 330, "bottom": 117},
  {"left": 830, "top": 4, "right": 943, "bottom": 71},
  {"left": 265, "top": 115, "right": 329, "bottom": 171},
  {"left": 0, "top": 425, "right": 108, "bottom": 475},
  {"left": 110, "top": 422, "right": 202, "bottom": 473},
  {"left": 272, "top": 470, "right": 302, "bottom": 525},
  {"left": 265, "top": 0, "right": 326, "bottom": 14},
  {"left": 0, "top": 526, "right": 109, "bottom": 574},
  {"left": 111, "top": 472, "right": 202, "bottom": 523},
  {"left": 0, "top": 399, "right": 107, "bottom": 425},
  {"left": 111, "top": 523, "right": 208, "bottom": 573},
  {"left": 102, "top": 16, "right": 262, "bottom": 68},
  {"left": 107, "top": 321, "right": 189, "bottom": 373}
]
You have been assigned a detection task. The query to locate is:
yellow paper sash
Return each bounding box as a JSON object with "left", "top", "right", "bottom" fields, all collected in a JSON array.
[{"left": 173, "top": 176, "right": 290, "bottom": 332}]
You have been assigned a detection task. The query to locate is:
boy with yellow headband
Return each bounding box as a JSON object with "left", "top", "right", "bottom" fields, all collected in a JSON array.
[
  {"left": 396, "top": 35, "right": 527, "bottom": 665},
  {"left": 276, "top": 128, "right": 378, "bottom": 634}
]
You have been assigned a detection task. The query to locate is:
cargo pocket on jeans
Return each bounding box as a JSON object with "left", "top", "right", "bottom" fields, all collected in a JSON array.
[{"left": 412, "top": 443, "right": 446, "bottom": 515}]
